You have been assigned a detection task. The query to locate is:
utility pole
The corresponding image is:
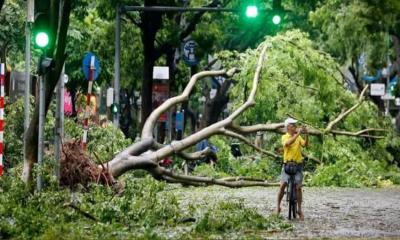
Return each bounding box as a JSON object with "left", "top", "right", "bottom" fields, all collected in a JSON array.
[
  {"left": 54, "top": 65, "right": 65, "bottom": 181},
  {"left": 113, "top": 5, "right": 121, "bottom": 128},
  {"left": 24, "top": 0, "right": 34, "bottom": 169}
]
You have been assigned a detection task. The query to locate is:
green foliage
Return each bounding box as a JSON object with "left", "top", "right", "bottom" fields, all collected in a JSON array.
[
  {"left": 308, "top": 134, "right": 400, "bottom": 187},
  {"left": 0, "top": 0, "right": 25, "bottom": 65},
  {"left": 64, "top": 119, "right": 131, "bottom": 163},
  {"left": 211, "top": 30, "right": 400, "bottom": 187},
  {"left": 0, "top": 171, "right": 292, "bottom": 239},
  {"left": 0, "top": 172, "right": 177, "bottom": 239},
  {"left": 4, "top": 98, "right": 25, "bottom": 167},
  {"left": 310, "top": 0, "right": 400, "bottom": 68},
  {"left": 194, "top": 200, "right": 292, "bottom": 233},
  {"left": 2, "top": 96, "right": 130, "bottom": 171}
]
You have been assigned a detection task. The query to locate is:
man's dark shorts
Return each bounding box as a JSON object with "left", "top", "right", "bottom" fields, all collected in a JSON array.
[{"left": 281, "top": 163, "right": 303, "bottom": 185}]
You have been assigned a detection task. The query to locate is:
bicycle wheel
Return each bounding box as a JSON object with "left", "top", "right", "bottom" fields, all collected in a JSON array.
[
  {"left": 291, "top": 199, "right": 297, "bottom": 219},
  {"left": 291, "top": 182, "right": 297, "bottom": 219},
  {"left": 287, "top": 180, "right": 293, "bottom": 220}
]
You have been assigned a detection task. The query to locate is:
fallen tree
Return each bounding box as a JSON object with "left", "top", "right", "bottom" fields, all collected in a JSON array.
[{"left": 60, "top": 43, "right": 386, "bottom": 189}]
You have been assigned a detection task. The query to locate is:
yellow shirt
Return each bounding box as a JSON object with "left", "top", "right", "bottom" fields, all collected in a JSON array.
[{"left": 282, "top": 133, "right": 305, "bottom": 163}]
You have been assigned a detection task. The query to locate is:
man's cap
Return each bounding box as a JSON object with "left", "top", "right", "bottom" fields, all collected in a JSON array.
[{"left": 284, "top": 118, "right": 298, "bottom": 128}]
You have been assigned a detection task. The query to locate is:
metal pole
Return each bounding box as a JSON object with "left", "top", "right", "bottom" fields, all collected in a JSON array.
[
  {"left": 37, "top": 74, "right": 45, "bottom": 191},
  {"left": 386, "top": 31, "right": 391, "bottom": 116},
  {"left": 123, "top": 6, "right": 237, "bottom": 13},
  {"left": 54, "top": 65, "right": 64, "bottom": 181},
  {"left": 386, "top": 59, "right": 390, "bottom": 116},
  {"left": 114, "top": 5, "right": 121, "bottom": 128},
  {"left": 24, "top": 0, "right": 33, "bottom": 170}
]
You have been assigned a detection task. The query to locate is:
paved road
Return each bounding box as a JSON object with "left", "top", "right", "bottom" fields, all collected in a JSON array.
[{"left": 175, "top": 186, "right": 400, "bottom": 239}]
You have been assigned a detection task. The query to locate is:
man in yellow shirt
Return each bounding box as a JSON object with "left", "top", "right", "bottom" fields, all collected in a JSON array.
[{"left": 276, "top": 118, "right": 308, "bottom": 220}]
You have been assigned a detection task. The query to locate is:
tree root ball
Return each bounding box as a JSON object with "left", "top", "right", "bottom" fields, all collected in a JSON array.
[{"left": 60, "top": 140, "right": 114, "bottom": 189}]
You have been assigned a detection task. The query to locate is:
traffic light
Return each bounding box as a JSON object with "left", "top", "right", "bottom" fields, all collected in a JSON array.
[
  {"left": 35, "top": 32, "right": 49, "bottom": 48},
  {"left": 245, "top": 5, "right": 258, "bottom": 18},
  {"left": 272, "top": 0, "right": 283, "bottom": 25},
  {"left": 111, "top": 103, "right": 119, "bottom": 115},
  {"left": 32, "top": 0, "right": 54, "bottom": 51},
  {"left": 272, "top": 15, "right": 281, "bottom": 25}
]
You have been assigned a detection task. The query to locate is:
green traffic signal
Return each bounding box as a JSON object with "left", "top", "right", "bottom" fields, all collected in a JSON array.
[
  {"left": 35, "top": 32, "right": 49, "bottom": 48},
  {"left": 111, "top": 103, "right": 119, "bottom": 114},
  {"left": 390, "top": 83, "right": 397, "bottom": 96},
  {"left": 246, "top": 6, "right": 258, "bottom": 18},
  {"left": 272, "top": 15, "right": 281, "bottom": 25}
]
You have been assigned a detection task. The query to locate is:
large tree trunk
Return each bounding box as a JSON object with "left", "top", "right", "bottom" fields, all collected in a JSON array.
[
  {"left": 0, "top": 0, "right": 4, "bottom": 12},
  {"left": 22, "top": 0, "right": 71, "bottom": 187},
  {"left": 0, "top": 45, "right": 6, "bottom": 67},
  {"left": 140, "top": 1, "right": 162, "bottom": 127}
]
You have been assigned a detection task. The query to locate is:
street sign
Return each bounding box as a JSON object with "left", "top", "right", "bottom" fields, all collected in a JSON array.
[
  {"left": 396, "top": 98, "right": 400, "bottom": 106},
  {"left": 152, "top": 83, "right": 169, "bottom": 122},
  {"left": 82, "top": 52, "right": 100, "bottom": 81},
  {"left": 176, "top": 111, "right": 184, "bottom": 131},
  {"left": 370, "top": 83, "right": 385, "bottom": 96},
  {"left": 153, "top": 66, "right": 169, "bottom": 80},
  {"left": 182, "top": 40, "right": 198, "bottom": 66},
  {"left": 381, "top": 94, "right": 395, "bottom": 100},
  {"left": 106, "top": 88, "right": 114, "bottom": 107}
]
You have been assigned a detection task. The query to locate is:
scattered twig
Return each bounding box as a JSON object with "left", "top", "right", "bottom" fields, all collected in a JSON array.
[{"left": 64, "top": 203, "right": 98, "bottom": 222}]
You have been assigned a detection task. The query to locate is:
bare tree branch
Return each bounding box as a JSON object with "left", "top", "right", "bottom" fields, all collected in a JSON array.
[
  {"left": 220, "top": 128, "right": 322, "bottom": 163},
  {"left": 152, "top": 141, "right": 213, "bottom": 161},
  {"left": 325, "top": 85, "right": 369, "bottom": 132},
  {"left": 330, "top": 129, "right": 387, "bottom": 138},
  {"left": 227, "top": 44, "right": 269, "bottom": 121},
  {"left": 107, "top": 155, "right": 157, "bottom": 178},
  {"left": 155, "top": 167, "right": 280, "bottom": 188},
  {"left": 220, "top": 176, "right": 267, "bottom": 182},
  {"left": 228, "top": 123, "right": 285, "bottom": 134},
  {"left": 228, "top": 119, "right": 386, "bottom": 139},
  {"left": 64, "top": 203, "right": 98, "bottom": 222},
  {"left": 218, "top": 128, "right": 280, "bottom": 159},
  {"left": 161, "top": 175, "right": 207, "bottom": 187}
]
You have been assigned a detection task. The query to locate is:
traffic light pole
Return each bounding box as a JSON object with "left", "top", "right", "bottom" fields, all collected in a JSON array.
[
  {"left": 37, "top": 72, "right": 45, "bottom": 191},
  {"left": 24, "top": 0, "right": 34, "bottom": 180}
]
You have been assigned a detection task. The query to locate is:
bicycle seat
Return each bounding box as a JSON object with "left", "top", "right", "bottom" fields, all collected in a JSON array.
[{"left": 284, "top": 162, "right": 299, "bottom": 175}]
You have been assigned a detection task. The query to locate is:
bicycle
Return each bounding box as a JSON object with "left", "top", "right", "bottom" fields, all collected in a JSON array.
[{"left": 284, "top": 162, "right": 299, "bottom": 220}]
